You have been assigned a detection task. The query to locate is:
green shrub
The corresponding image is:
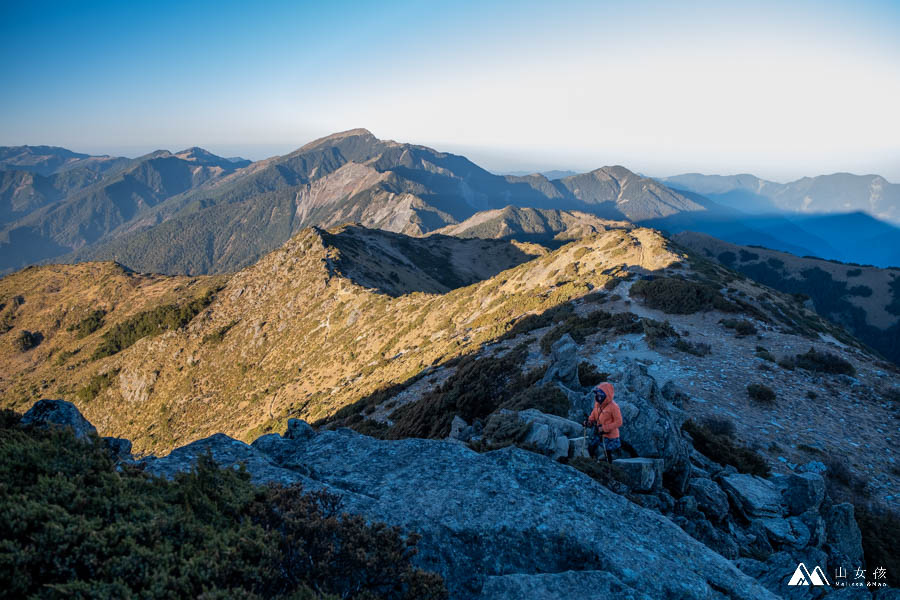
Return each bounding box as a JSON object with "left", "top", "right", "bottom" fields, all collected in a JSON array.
[
  {"left": 388, "top": 345, "right": 535, "bottom": 439},
  {"left": 578, "top": 362, "right": 608, "bottom": 387},
  {"left": 0, "top": 416, "right": 446, "bottom": 599},
  {"left": 777, "top": 355, "right": 796, "bottom": 370},
  {"left": 53, "top": 348, "right": 80, "bottom": 366},
  {"left": 755, "top": 349, "right": 776, "bottom": 362},
  {"left": 13, "top": 330, "right": 42, "bottom": 352},
  {"left": 501, "top": 383, "right": 570, "bottom": 416},
  {"left": 747, "top": 383, "right": 776, "bottom": 404},
  {"left": 0, "top": 296, "right": 22, "bottom": 334},
  {"left": 67, "top": 309, "right": 107, "bottom": 338},
  {"left": 76, "top": 369, "right": 121, "bottom": 402},
  {"left": 674, "top": 339, "right": 712, "bottom": 356},
  {"left": 846, "top": 268, "right": 862, "bottom": 277},
  {"left": 203, "top": 320, "right": 238, "bottom": 344},
  {"left": 683, "top": 420, "right": 770, "bottom": 477},
  {"left": 717, "top": 251, "right": 737, "bottom": 266},
  {"left": 92, "top": 289, "right": 217, "bottom": 359},
  {"left": 847, "top": 285, "right": 873, "bottom": 297},
  {"left": 642, "top": 318, "right": 679, "bottom": 348},
  {"left": 700, "top": 416, "right": 736, "bottom": 437},
  {"left": 793, "top": 347, "right": 856, "bottom": 376},
  {"left": 720, "top": 318, "right": 757, "bottom": 336},
  {"left": 629, "top": 278, "right": 738, "bottom": 315},
  {"left": 739, "top": 250, "right": 759, "bottom": 262}
]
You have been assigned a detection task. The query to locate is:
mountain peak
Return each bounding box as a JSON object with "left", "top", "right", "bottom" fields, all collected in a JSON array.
[{"left": 300, "top": 128, "right": 376, "bottom": 148}]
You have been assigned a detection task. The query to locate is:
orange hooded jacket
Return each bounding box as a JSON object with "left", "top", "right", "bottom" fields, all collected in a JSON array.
[{"left": 587, "top": 382, "right": 622, "bottom": 439}]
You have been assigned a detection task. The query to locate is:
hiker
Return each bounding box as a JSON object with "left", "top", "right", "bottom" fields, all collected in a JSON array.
[{"left": 583, "top": 382, "right": 623, "bottom": 461}]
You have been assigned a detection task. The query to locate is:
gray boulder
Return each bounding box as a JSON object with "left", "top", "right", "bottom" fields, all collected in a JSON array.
[
  {"left": 721, "top": 473, "right": 784, "bottom": 520},
  {"left": 613, "top": 361, "right": 692, "bottom": 492},
  {"left": 21, "top": 399, "right": 97, "bottom": 440},
  {"left": 688, "top": 477, "right": 730, "bottom": 522},
  {"left": 143, "top": 433, "right": 319, "bottom": 488},
  {"left": 758, "top": 517, "right": 811, "bottom": 548},
  {"left": 783, "top": 472, "right": 825, "bottom": 516},
  {"left": 150, "top": 428, "right": 777, "bottom": 599},
  {"left": 102, "top": 436, "right": 133, "bottom": 458},
  {"left": 284, "top": 418, "right": 315, "bottom": 441},
  {"left": 737, "top": 549, "right": 831, "bottom": 600},
  {"left": 824, "top": 503, "right": 864, "bottom": 572},
  {"left": 486, "top": 409, "right": 583, "bottom": 461},
  {"left": 613, "top": 457, "right": 663, "bottom": 492},
  {"left": 449, "top": 416, "right": 470, "bottom": 442},
  {"left": 479, "top": 570, "right": 653, "bottom": 600},
  {"left": 799, "top": 510, "right": 827, "bottom": 548},
  {"left": 539, "top": 333, "right": 580, "bottom": 389}
]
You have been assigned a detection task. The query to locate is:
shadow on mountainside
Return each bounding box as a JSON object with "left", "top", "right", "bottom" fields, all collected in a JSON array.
[{"left": 321, "top": 225, "right": 549, "bottom": 296}]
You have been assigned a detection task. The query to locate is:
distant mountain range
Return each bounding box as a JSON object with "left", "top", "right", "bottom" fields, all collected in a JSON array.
[
  {"left": 660, "top": 172, "right": 900, "bottom": 223},
  {"left": 0, "top": 130, "right": 710, "bottom": 275},
  {"left": 1, "top": 131, "right": 898, "bottom": 275},
  {"left": 653, "top": 173, "right": 900, "bottom": 267}
]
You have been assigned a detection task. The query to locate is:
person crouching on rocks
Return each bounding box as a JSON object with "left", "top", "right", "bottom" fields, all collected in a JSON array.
[{"left": 583, "top": 382, "right": 623, "bottom": 462}]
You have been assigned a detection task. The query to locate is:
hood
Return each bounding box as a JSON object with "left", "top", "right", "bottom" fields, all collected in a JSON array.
[{"left": 595, "top": 382, "right": 615, "bottom": 407}]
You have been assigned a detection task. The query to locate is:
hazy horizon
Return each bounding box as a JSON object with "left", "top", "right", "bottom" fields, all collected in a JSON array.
[{"left": 2, "top": 0, "right": 899, "bottom": 181}]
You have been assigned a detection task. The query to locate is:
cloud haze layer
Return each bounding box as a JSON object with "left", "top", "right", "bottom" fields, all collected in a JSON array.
[{"left": 1, "top": 0, "right": 898, "bottom": 180}]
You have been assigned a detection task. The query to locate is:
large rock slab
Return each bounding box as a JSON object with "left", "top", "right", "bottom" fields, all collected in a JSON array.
[
  {"left": 783, "top": 472, "right": 825, "bottom": 516},
  {"left": 21, "top": 399, "right": 97, "bottom": 440},
  {"left": 613, "top": 457, "right": 663, "bottom": 492},
  {"left": 479, "top": 570, "right": 653, "bottom": 600},
  {"left": 485, "top": 409, "right": 582, "bottom": 460},
  {"left": 688, "top": 477, "right": 730, "bottom": 522},
  {"left": 142, "top": 433, "right": 320, "bottom": 488},
  {"left": 149, "top": 428, "right": 778, "bottom": 599},
  {"left": 824, "top": 503, "right": 864, "bottom": 572},
  {"left": 721, "top": 473, "right": 784, "bottom": 520}
]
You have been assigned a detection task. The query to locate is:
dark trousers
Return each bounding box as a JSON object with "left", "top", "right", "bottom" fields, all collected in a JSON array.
[{"left": 588, "top": 432, "right": 621, "bottom": 460}]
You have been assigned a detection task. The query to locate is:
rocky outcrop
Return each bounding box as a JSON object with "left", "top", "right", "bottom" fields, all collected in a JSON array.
[
  {"left": 481, "top": 408, "right": 583, "bottom": 460},
  {"left": 142, "top": 433, "right": 318, "bottom": 488},
  {"left": 610, "top": 360, "right": 692, "bottom": 493},
  {"left": 688, "top": 477, "right": 730, "bottom": 522},
  {"left": 782, "top": 472, "right": 825, "bottom": 516},
  {"left": 613, "top": 457, "right": 663, "bottom": 492},
  {"left": 145, "top": 424, "right": 776, "bottom": 600},
  {"left": 539, "top": 333, "right": 580, "bottom": 389},
  {"left": 720, "top": 474, "right": 784, "bottom": 520},
  {"left": 20, "top": 399, "right": 97, "bottom": 440},
  {"left": 479, "top": 570, "right": 653, "bottom": 600},
  {"left": 824, "top": 503, "right": 864, "bottom": 572}
]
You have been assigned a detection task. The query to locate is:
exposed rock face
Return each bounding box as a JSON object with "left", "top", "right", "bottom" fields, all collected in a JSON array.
[
  {"left": 146, "top": 425, "right": 776, "bottom": 600},
  {"left": 824, "top": 503, "right": 864, "bottom": 572},
  {"left": 142, "top": 433, "right": 317, "bottom": 488},
  {"left": 783, "top": 472, "right": 826, "bottom": 516},
  {"left": 611, "top": 361, "right": 692, "bottom": 492},
  {"left": 720, "top": 474, "right": 784, "bottom": 520},
  {"left": 479, "top": 570, "right": 653, "bottom": 600},
  {"left": 284, "top": 418, "right": 315, "bottom": 441},
  {"left": 539, "top": 333, "right": 580, "bottom": 389},
  {"left": 102, "top": 436, "right": 133, "bottom": 458},
  {"left": 21, "top": 399, "right": 97, "bottom": 440},
  {"left": 688, "top": 477, "right": 730, "bottom": 522},
  {"left": 613, "top": 457, "right": 663, "bottom": 492},
  {"left": 482, "top": 409, "right": 582, "bottom": 461}
]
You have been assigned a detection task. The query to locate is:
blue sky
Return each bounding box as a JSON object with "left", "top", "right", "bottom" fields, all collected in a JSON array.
[{"left": 1, "top": 0, "right": 899, "bottom": 180}]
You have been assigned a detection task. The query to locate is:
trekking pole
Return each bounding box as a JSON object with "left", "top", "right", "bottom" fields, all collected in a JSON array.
[{"left": 600, "top": 430, "right": 609, "bottom": 463}]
